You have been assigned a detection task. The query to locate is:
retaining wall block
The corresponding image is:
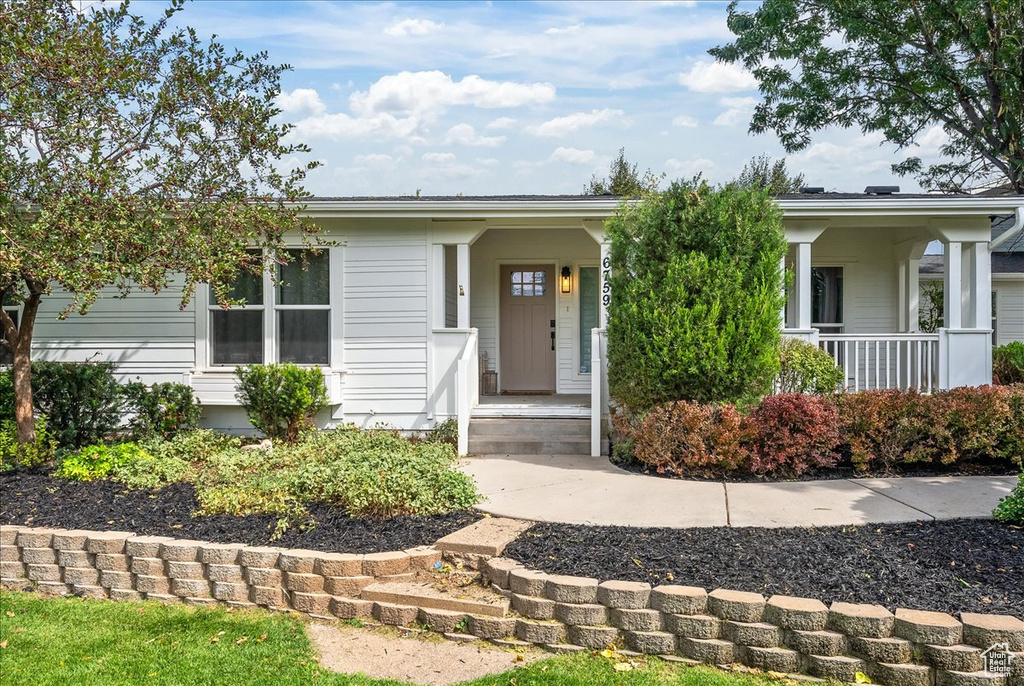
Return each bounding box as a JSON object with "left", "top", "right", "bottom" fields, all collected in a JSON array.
[
  {"left": 206, "top": 564, "right": 245, "bottom": 584},
  {"left": 960, "top": 613, "right": 1024, "bottom": 652},
  {"left": 0, "top": 544, "right": 20, "bottom": 562},
  {"left": 158, "top": 540, "right": 204, "bottom": 562},
  {"left": 109, "top": 589, "right": 143, "bottom": 602},
  {"left": 184, "top": 597, "right": 218, "bottom": 608},
  {"left": 611, "top": 608, "right": 662, "bottom": 632},
  {"left": 923, "top": 644, "right": 985, "bottom": 673},
  {"left": 85, "top": 532, "right": 134, "bottom": 555},
  {"left": 238, "top": 547, "right": 285, "bottom": 569},
  {"left": 134, "top": 575, "right": 171, "bottom": 595},
  {"left": 679, "top": 637, "right": 737, "bottom": 664},
  {"left": 741, "top": 646, "right": 802, "bottom": 673},
  {"left": 664, "top": 613, "right": 721, "bottom": 640},
  {"left": 626, "top": 630, "right": 677, "bottom": 655},
  {"left": 99, "top": 570, "right": 133, "bottom": 589},
  {"left": 315, "top": 553, "right": 363, "bottom": 578},
  {"left": 786, "top": 629, "right": 847, "bottom": 657},
  {"left": 20, "top": 548, "right": 58, "bottom": 565},
  {"left": 62, "top": 567, "right": 101, "bottom": 586},
  {"left": 330, "top": 597, "right": 373, "bottom": 620},
  {"left": 765, "top": 595, "right": 829, "bottom": 631},
  {"left": 323, "top": 575, "right": 374, "bottom": 597},
  {"left": 51, "top": 531, "right": 91, "bottom": 551},
  {"left": 244, "top": 567, "right": 283, "bottom": 587},
  {"left": 807, "top": 654, "right": 866, "bottom": 682},
  {"left": 27, "top": 563, "right": 61, "bottom": 582},
  {"left": 35, "top": 581, "right": 70, "bottom": 596},
  {"left": 828, "top": 602, "right": 895, "bottom": 638},
  {"left": 71, "top": 584, "right": 108, "bottom": 599},
  {"left": 419, "top": 608, "right": 467, "bottom": 633},
  {"left": 146, "top": 593, "right": 180, "bottom": 604},
  {"left": 544, "top": 575, "right": 599, "bottom": 605},
  {"left": 723, "top": 621, "right": 784, "bottom": 648},
  {"left": 249, "top": 586, "right": 286, "bottom": 608},
  {"left": 361, "top": 551, "right": 410, "bottom": 578},
  {"left": 276, "top": 549, "right": 320, "bottom": 574},
  {"left": 170, "top": 578, "right": 211, "bottom": 598},
  {"left": 58, "top": 551, "right": 93, "bottom": 568},
  {"left": 935, "top": 671, "right": 1009, "bottom": 686},
  {"left": 125, "top": 536, "right": 173, "bottom": 558},
  {"left": 405, "top": 546, "right": 442, "bottom": 570},
  {"left": 868, "top": 662, "right": 934, "bottom": 686},
  {"left": 516, "top": 619, "right": 568, "bottom": 644},
  {"left": 508, "top": 569, "right": 549, "bottom": 597},
  {"left": 650, "top": 586, "right": 708, "bottom": 616},
  {"left": 566, "top": 625, "right": 620, "bottom": 650},
  {"left": 484, "top": 558, "right": 521, "bottom": 588},
  {"left": 373, "top": 601, "right": 419, "bottom": 626},
  {"left": 895, "top": 608, "right": 963, "bottom": 647},
  {"left": 283, "top": 572, "right": 324, "bottom": 593},
  {"left": 0, "top": 525, "right": 23, "bottom": 546},
  {"left": 512, "top": 593, "right": 556, "bottom": 620},
  {"left": 94, "top": 554, "right": 129, "bottom": 572},
  {"left": 291, "top": 592, "right": 331, "bottom": 616},
  {"left": 166, "top": 561, "right": 205, "bottom": 580},
  {"left": 708, "top": 589, "right": 765, "bottom": 623},
  {"left": 849, "top": 636, "right": 914, "bottom": 664},
  {"left": 17, "top": 528, "right": 61, "bottom": 549},
  {"left": 0, "top": 561, "right": 27, "bottom": 579},
  {"left": 199, "top": 543, "right": 244, "bottom": 566},
  {"left": 553, "top": 602, "right": 609, "bottom": 627},
  {"left": 598, "top": 580, "right": 652, "bottom": 610},
  {"left": 467, "top": 615, "right": 516, "bottom": 640},
  {"left": 211, "top": 582, "right": 249, "bottom": 602}
]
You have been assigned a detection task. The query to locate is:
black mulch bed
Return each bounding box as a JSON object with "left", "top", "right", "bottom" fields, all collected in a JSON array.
[
  {"left": 0, "top": 472, "right": 479, "bottom": 554},
  {"left": 504, "top": 519, "right": 1024, "bottom": 617}
]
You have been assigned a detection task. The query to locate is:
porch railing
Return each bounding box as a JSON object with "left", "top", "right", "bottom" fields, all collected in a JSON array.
[
  {"left": 818, "top": 333, "right": 939, "bottom": 393},
  {"left": 455, "top": 330, "right": 479, "bottom": 456}
]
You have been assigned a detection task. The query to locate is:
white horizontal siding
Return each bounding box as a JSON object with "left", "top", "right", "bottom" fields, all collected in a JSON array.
[
  {"left": 994, "top": 277, "right": 1024, "bottom": 345},
  {"left": 809, "top": 227, "right": 899, "bottom": 334}
]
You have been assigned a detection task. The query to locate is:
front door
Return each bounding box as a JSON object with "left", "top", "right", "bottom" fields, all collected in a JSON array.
[{"left": 500, "top": 265, "right": 556, "bottom": 393}]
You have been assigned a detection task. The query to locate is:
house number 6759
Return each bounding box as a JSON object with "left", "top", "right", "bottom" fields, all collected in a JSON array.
[{"left": 601, "top": 254, "right": 611, "bottom": 306}]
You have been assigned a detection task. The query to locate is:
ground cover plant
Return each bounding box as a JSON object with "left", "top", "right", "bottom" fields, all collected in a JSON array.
[
  {"left": 994, "top": 341, "right": 1024, "bottom": 385},
  {"left": 0, "top": 591, "right": 783, "bottom": 686},
  {"left": 993, "top": 473, "right": 1024, "bottom": 525}
]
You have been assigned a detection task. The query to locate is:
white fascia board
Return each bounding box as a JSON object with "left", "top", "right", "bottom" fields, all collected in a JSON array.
[
  {"left": 296, "top": 199, "right": 623, "bottom": 219},
  {"left": 777, "top": 196, "right": 1024, "bottom": 217}
]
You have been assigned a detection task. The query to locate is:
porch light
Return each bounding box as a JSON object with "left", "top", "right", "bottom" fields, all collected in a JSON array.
[{"left": 560, "top": 266, "right": 572, "bottom": 294}]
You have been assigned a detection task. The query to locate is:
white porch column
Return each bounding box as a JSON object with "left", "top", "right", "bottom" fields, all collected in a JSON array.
[
  {"left": 599, "top": 242, "right": 611, "bottom": 328},
  {"left": 944, "top": 241, "right": 963, "bottom": 329},
  {"left": 794, "top": 242, "right": 813, "bottom": 329},
  {"left": 431, "top": 244, "right": 445, "bottom": 329},
  {"left": 895, "top": 240, "right": 926, "bottom": 333},
  {"left": 967, "top": 242, "right": 991, "bottom": 329},
  {"left": 779, "top": 254, "right": 788, "bottom": 328},
  {"left": 456, "top": 243, "right": 470, "bottom": 329}
]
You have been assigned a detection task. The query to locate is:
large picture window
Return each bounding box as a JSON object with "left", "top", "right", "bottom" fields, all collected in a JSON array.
[{"left": 209, "top": 249, "right": 331, "bottom": 367}]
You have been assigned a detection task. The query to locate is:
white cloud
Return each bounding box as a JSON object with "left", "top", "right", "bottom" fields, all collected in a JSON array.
[
  {"left": 353, "top": 153, "right": 397, "bottom": 168},
  {"left": 486, "top": 117, "right": 517, "bottom": 130},
  {"left": 276, "top": 88, "right": 327, "bottom": 118},
  {"left": 419, "top": 151, "right": 485, "bottom": 179},
  {"left": 713, "top": 97, "right": 758, "bottom": 127},
  {"left": 422, "top": 152, "right": 457, "bottom": 164},
  {"left": 444, "top": 123, "right": 506, "bottom": 147},
  {"left": 527, "top": 108, "right": 624, "bottom": 137},
  {"left": 546, "top": 23, "right": 583, "bottom": 35},
  {"left": 549, "top": 147, "right": 597, "bottom": 164},
  {"left": 664, "top": 157, "right": 716, "bottom": 178},
  {"left": 477, "top": 157, "right": 499, "bottom": 166},
  {"left": 672, "top": 115, "right": 698, "bottom": 128},
  {"left": 290, "top": 111, "right": 422, "bottom": 141},
  {"left": 384, "top": 18, "right": 444, "bottom": 37},
  {"left": 679, "top": 60, "right": 757, "bottom": 93}
]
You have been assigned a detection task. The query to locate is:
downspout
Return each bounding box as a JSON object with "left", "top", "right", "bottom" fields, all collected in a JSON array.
[{"left": 990, "top": 206, "right": 1024, "bottom": 250}]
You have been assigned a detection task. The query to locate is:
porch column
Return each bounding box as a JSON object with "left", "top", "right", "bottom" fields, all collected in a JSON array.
[
  {"left": 431, "top": 244, "right": 445, "bottom": 329},
  {"left": 895, "top": 240, "right": 926, "bottom": 332},
  {"left": 779, "top": 254, "right": 788, "bottom": 328},
  {"left": 794, "top": 242, "right": 812, "bottom": 329},
  {"left": 456, "top": 243, "right": 470, "bottom": 328},
  {"left": 944, "top": 241, "right": 963, "bottom": 329},
  {"left": 967, "top": 242, "right": 991, "bottom": 329},
  {"left": 599, "top": 242, "right": 611, "bottom": 329}
]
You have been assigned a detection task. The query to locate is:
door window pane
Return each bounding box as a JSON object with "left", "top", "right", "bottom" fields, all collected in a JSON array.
[
  {"left": 579, "top": 267, "right": 598, "bottom": 373},
  {"left": 812, "top": 267, "right": 843, "bottom": 332},
  {"left": 278, "top": 310, "right": 329, "bottom": 364},
  {"left": 211, "top": 310, "right": 263, "bottom": 365},
  {"left": 278, "top": 250, "right": 329, "bottom": 305}
]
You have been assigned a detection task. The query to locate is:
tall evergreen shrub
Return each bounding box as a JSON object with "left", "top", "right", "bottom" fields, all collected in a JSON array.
[{"left": 606, "top": 179, "right": 787, "bottom": 409}]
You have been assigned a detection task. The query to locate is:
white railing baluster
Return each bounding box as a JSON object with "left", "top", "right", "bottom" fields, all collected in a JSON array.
[{"left": 816, "top": 333, "right": 941, "bottom": 394}]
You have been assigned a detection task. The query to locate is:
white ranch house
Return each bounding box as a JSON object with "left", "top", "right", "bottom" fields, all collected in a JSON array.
[{"left": 7, "top": 192, "right": 1023, "bottom": 457}]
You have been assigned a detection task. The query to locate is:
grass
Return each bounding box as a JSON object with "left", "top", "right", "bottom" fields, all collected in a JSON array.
[{"left": 0, "top": 591, "right": 780, "bottom": 686}]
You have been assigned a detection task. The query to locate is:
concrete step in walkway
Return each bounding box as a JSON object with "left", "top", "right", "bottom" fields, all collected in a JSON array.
[
  {"left": 468, "top": 418, "right": 590, "bottom": 456},
  {"left": 361, "top": 580, "right": 510, "bottom": 617}
]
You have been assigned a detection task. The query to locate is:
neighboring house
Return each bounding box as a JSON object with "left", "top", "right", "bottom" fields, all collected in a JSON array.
[
  {"left": 5, "top": 192, "right": 1022, "bottom": 456},
  {"left": 919, "top": 213, "right": 1024, "bottom": 346}
]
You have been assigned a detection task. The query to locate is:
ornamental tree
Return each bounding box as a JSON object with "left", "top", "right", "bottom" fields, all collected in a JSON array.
[
  {"left": 606, "top": 179, "right": 787, "bottom": 410},
  {"left": 0, "top": 0, "right": 320, "bottom": 444},
  {"left": 711, "top": 0, "right": 1024, "bottom": 193}
]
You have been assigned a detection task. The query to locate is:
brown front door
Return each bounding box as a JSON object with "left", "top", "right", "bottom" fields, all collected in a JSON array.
[{"left": 500, "top": 265, "right": 556, "bottom": 393}]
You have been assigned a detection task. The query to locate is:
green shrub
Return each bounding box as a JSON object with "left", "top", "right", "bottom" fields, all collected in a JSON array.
[
  {"left": 0, "top": 370, "right": 13, "bottom": 421},
  {"left": 777, "top": 338, "right": 844, "bottom": 394},
  {"left": 0, "top": 415, "right": 57, "bottom": 471},
  {"left": 235, "top": 364, "right": 328, "bottom": 442},
  {"left": 31, "top": 361, "right": 123, "bottom": 449},
  {"left": 57, "top": 442, "right": 151, "bottom": 481},
  {"left": 427, "top": 417, "right": 458, "bottom": 447},
  {"left": 122, "top": 381, "right": 202, "bottom": 440},
  {"left": 993, "top": 473, "right": 1024, "bottom": 524},
  {"left": 111, "top": 449, "right": 191, "bottom": 490},
  {"left": 606, "top": 179, "right": 787, "bottom": 409},
  {"left": 993, "top": 342, "right": 1024, "bottom": 385},
  {"left": 151, "top": 429, "right": 241, "bottom": 463}
]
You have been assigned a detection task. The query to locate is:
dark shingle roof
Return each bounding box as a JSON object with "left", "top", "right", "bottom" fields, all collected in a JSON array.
[{"left": 920, "top": 253, "right": 1024, "bottom": 275}]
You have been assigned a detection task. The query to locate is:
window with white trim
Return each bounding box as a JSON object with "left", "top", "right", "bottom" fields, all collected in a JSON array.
[{"left": 209, "top": 249, "right": 331, "bottom": 366}]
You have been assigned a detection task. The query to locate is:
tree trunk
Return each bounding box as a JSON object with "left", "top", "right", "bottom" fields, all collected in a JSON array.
[{"left": 6, "top": 290, "right": 41, "bottom": 445}]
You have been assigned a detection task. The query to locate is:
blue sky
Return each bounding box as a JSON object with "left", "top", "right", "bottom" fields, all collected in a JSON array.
[{"left": 131, "top": 0, "right": 951, "bottom": 197}]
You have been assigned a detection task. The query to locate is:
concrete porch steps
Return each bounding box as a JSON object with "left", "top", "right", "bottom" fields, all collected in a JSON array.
[{"left": 467, "top": 418, "right": 590, "bottom": 456}]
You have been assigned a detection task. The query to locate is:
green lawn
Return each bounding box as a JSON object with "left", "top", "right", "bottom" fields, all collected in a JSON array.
[{"left": 0, "top": 591, "right": 777, "bottom": 686}]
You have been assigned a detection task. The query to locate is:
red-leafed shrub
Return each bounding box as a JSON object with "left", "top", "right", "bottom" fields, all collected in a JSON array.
[
  {"left": 836, "top": 389, "right": 936, "bottom": 473},
  {"left": 932, "top": 385, "right": 1023, "bottom": 468},
  {"left": 626, "top": 401, "right": 750, "bottom": 477},
  {"left": 747, "top": 394, "right": 842, "bottom": 476}
]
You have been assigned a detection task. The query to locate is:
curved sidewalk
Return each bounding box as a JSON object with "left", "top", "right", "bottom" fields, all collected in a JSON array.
[{"left": 459, "top": 453, "right": 1018, "bottom": 528}]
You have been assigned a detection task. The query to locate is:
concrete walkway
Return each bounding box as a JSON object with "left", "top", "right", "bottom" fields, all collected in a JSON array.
[{"left": 460, "top": 454, "right": 1018, "bottom": 528}]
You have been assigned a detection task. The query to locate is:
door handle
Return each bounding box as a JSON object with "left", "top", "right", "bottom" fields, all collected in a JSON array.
[{"left": 550, "top": 331, "right": 555, "bottom": 351}]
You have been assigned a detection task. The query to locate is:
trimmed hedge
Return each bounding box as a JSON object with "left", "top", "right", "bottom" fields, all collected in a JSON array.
[{"left": 614, "top": 386, "right": 1024, "bottom": 478}]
